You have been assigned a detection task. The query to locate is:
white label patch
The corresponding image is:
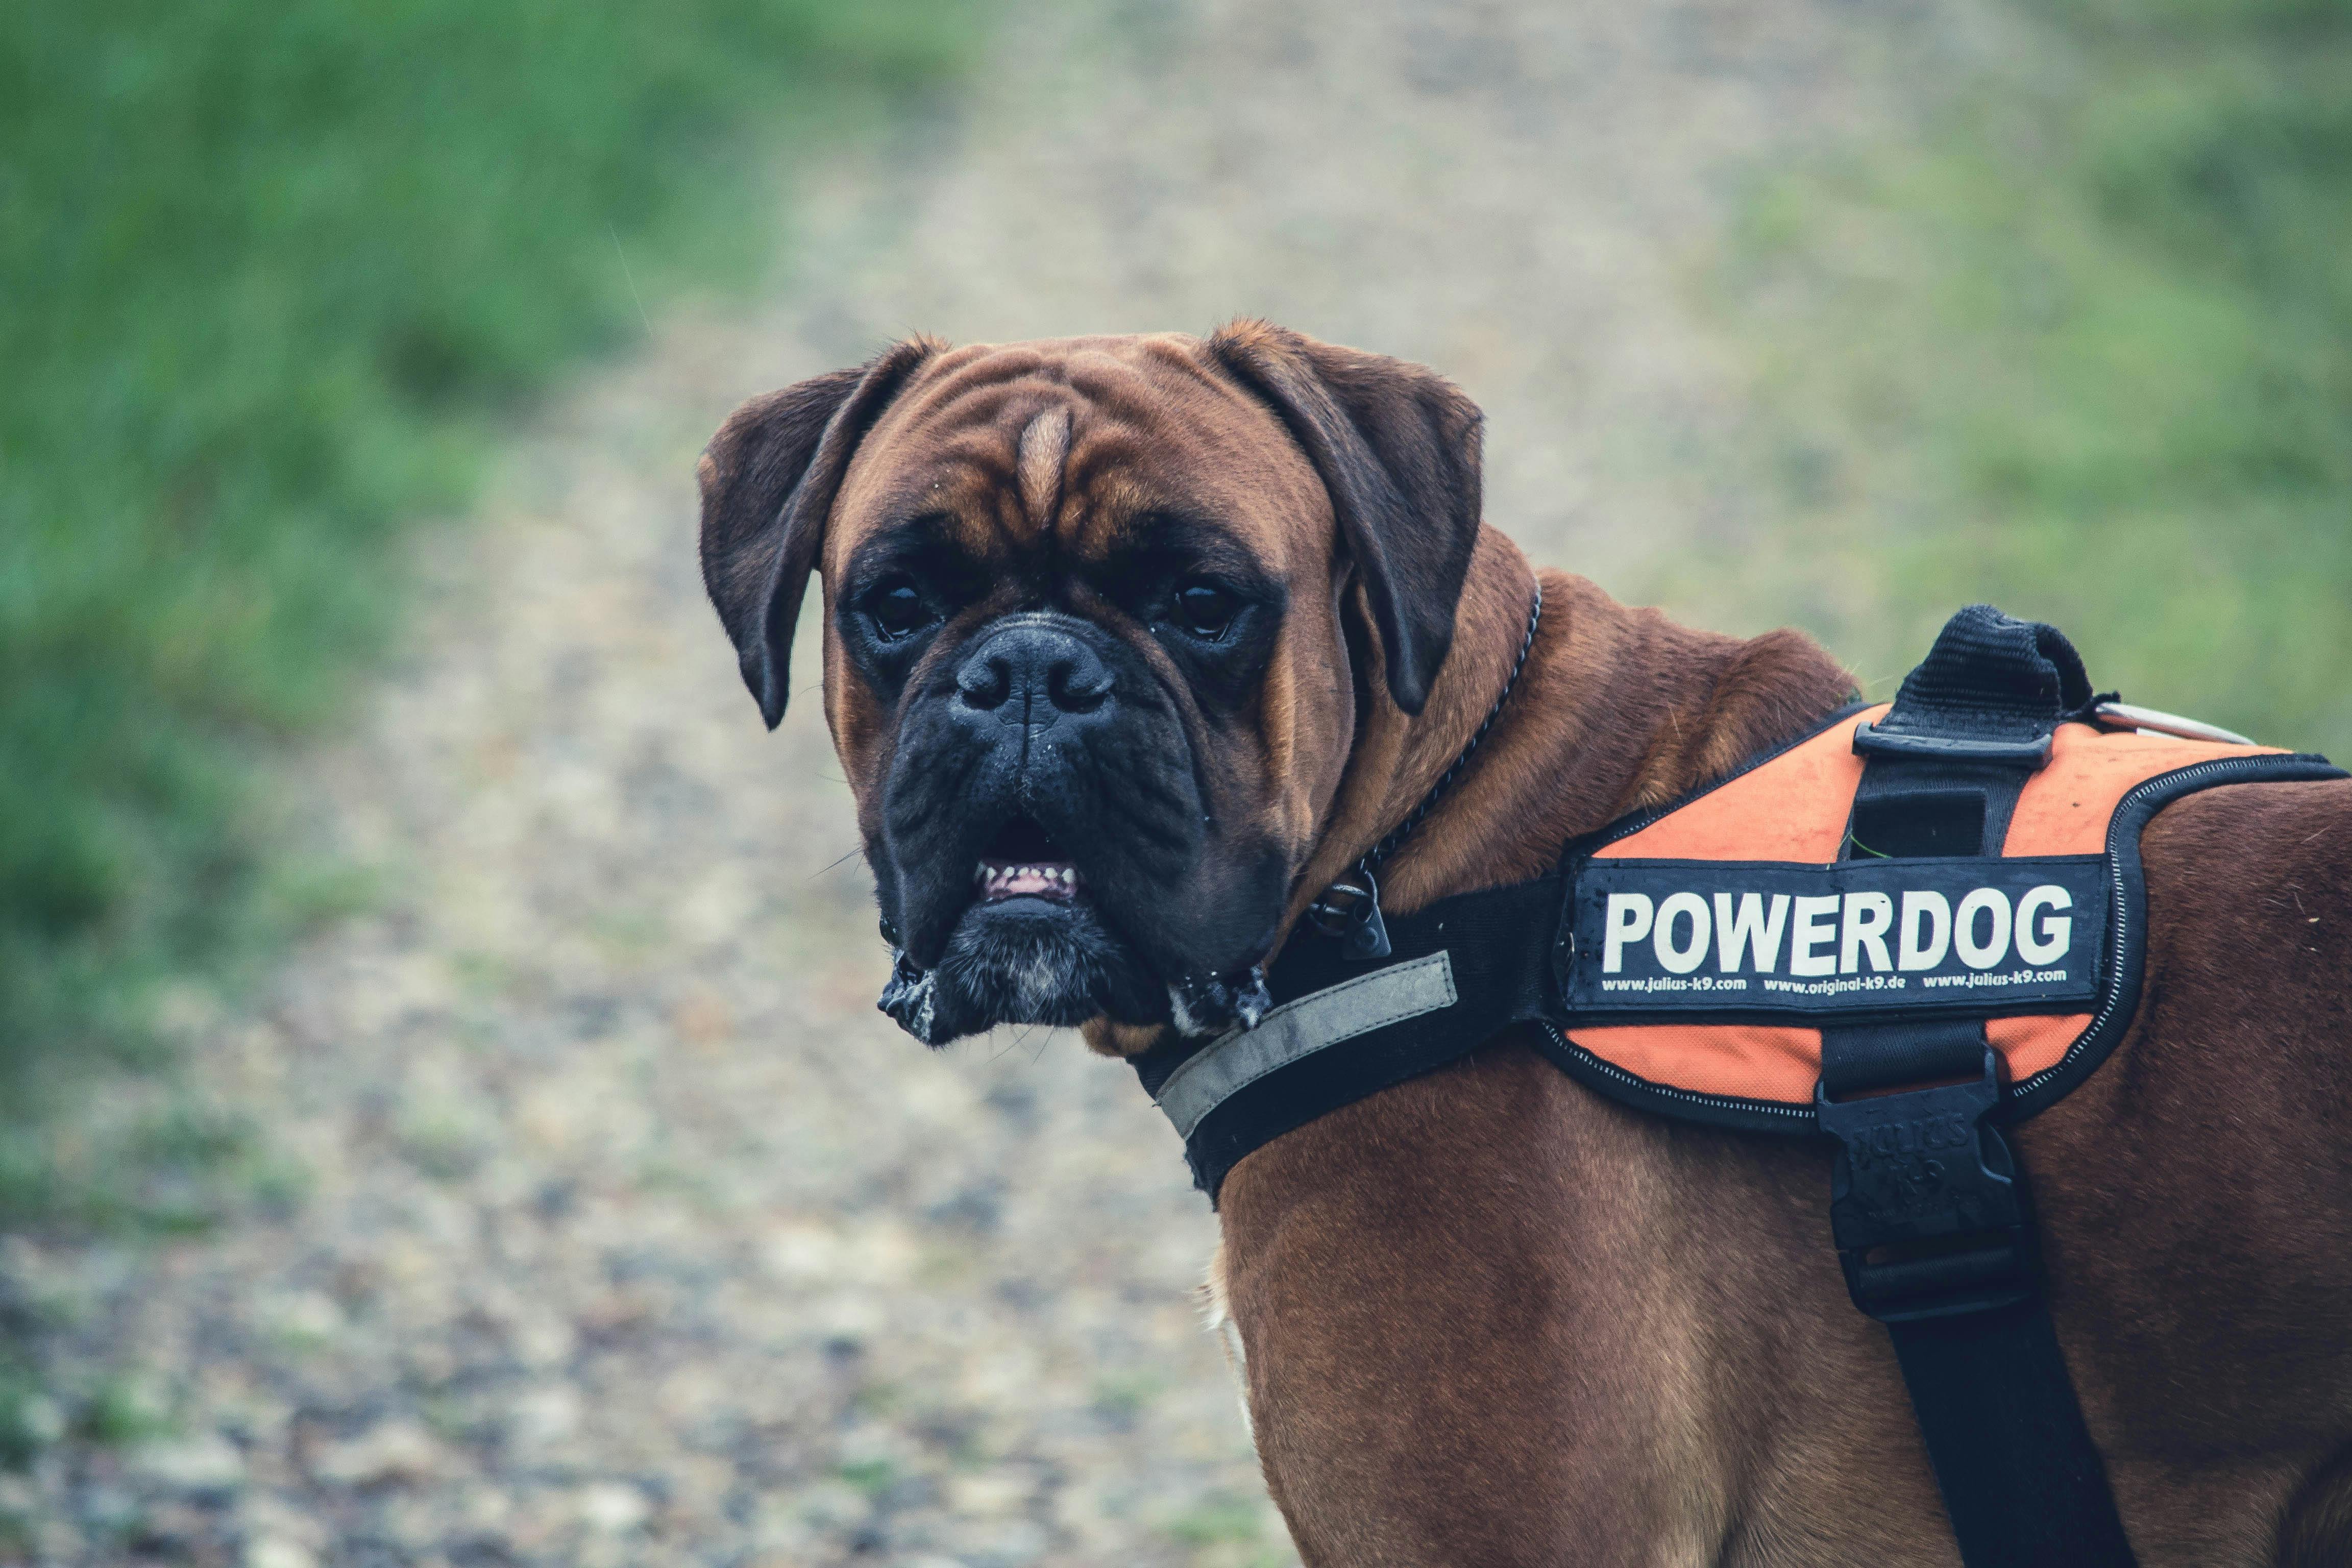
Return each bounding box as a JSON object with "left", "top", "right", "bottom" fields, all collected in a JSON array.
[{"left": 1567, "top": 856, "right": 2107, "bottom": 1017}]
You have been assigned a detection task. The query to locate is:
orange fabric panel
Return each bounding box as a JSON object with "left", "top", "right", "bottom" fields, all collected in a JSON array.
[
  {"left": 1567, "top": 1023, "right": 1824, "bottom": 1105},
  {"left": 1571, "top": 1016, "right": 2091, "bottom": 1107},
  {"left": 2003, "top": 723, "right": 2281, "bottom": 856},
  {"left": 1573, "top": 709, "right": 1868, "bottom": 1104},
  {"left": 1602, "top": 705, "right": 1883, "bottom": 864},
  {"left": 1987, "top": 1013, "right": 2090, "bottom": 1081},
  {"left": 1570, "top": 715, "right": 2275, "bottom": 1109}
]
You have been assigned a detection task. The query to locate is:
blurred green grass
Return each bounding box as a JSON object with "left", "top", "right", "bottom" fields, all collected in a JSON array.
[
  {"left": 1707, "top": 0, "right": 2351, "bottom": 753},
  {"left": 0, "top": 0, "right": 969, "bottom": 1212}
]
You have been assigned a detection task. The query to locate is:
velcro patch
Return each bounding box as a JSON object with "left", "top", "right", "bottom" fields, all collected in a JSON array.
[{"left": 1563, "top": 856, "right": 2110, "bottom": 1017}]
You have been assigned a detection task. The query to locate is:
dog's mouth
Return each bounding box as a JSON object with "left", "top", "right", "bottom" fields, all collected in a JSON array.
[
  {"left": 878, "top": 813, "right": 1147, "bottom": 1045},
  {"left": 878, "top": 814, "right": 1270, "bottom": 1048},
  {"left": 972, "top": 817, "right": 1084, "bottom": 904}
]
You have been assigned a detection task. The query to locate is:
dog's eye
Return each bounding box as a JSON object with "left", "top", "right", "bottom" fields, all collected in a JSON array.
[
  {"left": 1173, "top": 580, "right": 1238, "bottom": 640},
  {"left": 867, "top": 578, "right": 933, "bottom": 641}
]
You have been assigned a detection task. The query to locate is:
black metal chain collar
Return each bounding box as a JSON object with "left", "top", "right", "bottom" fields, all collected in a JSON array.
[{"left": 1305, "top": 577, "right": 1544, "bottom": 959}]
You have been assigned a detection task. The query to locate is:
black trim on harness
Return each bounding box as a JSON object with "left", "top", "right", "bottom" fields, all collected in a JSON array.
[{"left": 2005, "top": 750, "right": 2342, "bottom": 1116}]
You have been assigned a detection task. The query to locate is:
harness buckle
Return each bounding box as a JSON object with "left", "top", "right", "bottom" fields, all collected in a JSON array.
[
  {"left": 1815, "top": 1047, "right": 2031, "bottom": 1323},
  {"left": 1304, "top": 863, "right": 1392, "bottom": 960},
  {"left": 1851, "top": 719, "right": 2054, "bottom": 769}
]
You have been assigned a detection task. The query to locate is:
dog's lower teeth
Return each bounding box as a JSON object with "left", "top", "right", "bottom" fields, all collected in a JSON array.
[{"left": 971, "top": 860, "right": 1082, "bottom": 901}]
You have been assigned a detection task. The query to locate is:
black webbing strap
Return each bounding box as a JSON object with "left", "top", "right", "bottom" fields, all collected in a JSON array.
[
  {"left": 1827, "top": 605, "right": 2138, "bottom": 1568},
  {"left": 1131, "top": 874, "right": 1560, "bottom": 1198},
  {"left": 1886, "top": 1305, "right": 2138, "bottom": 1566},
  {"left": 1820, "top": 1016, "right": 1988, "bottom": 1098}
]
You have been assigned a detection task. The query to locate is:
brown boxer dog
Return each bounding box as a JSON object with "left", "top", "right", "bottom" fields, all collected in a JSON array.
[{"left": 697, "top": 324, "right": 2352, "bottom": 1565}]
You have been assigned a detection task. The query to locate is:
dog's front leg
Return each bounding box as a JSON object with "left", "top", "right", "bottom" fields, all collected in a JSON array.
[
  {"left": 1216, "top": 1041, "right": 1740, "bottom": 1568},
  {"left": 1216, "top": 1037, "right": 1965, "bottom": 1568}
]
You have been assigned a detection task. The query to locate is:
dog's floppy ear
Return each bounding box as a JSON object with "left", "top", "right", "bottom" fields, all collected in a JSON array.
[
  {"left": 1206, "top": 320, "right": 1483, "bottom": 715},
  {"left": 697, "top": 338, "right": 938, "bottom": 727}
]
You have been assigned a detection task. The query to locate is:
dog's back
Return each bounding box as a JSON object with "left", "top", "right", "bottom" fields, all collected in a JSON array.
[{"left": 2031, "top": 776, "right": 2352, "bottom": 1564}]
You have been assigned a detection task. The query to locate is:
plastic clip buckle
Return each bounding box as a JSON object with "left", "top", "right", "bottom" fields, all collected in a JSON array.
[
  {"left": 1816, "top": 1048, "right": 2032, "bottom": 1323},
  {"left": 1852, "top": 719, "right": 2053, "bottom": 769}
]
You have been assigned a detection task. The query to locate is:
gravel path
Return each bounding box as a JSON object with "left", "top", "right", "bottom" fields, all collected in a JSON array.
[{"left": 3, "top": 3, "right": 1979, "bottom": 1563}]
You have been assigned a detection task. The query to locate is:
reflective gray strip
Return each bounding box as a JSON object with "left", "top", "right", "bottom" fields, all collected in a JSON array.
[{"left": 1151, "top": 952, "right": 1458, "bottom": 1139}]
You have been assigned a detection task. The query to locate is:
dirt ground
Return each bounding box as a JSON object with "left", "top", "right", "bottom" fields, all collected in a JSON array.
[{"left": 2, "top": 2, "right": 1983, "bottom": 1563}]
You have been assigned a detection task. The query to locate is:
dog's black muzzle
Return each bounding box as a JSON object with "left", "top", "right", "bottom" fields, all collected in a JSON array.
[{"left": 872, "top": 611, "right": 1272, "bottom": 1045}]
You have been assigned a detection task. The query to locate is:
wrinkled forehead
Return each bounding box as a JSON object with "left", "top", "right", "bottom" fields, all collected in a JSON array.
[{"left": 826, "top": 335, "right": 1332, "bottom": 577}]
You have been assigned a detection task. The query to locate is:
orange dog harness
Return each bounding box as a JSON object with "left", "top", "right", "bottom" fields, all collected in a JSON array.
[
  {"left": 1550, "top": 702, "right": 2301, "bottom": 1126},
  {"left": 1132, "top": 604, "right": 2342, "bottom": 1568},
  {"left": 1136, "top": 610, "right": 2336, "bottom": 1190}
]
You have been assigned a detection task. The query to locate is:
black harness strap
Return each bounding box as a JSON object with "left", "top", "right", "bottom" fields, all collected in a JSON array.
[
  {"left": 1825, "top": 607, "right": 2137, "bottom": 1568},
  {"left": 1133, "top": 874, "right": 1559, "bottom": 1196},
  {"left": 1886, "top": 1304, "right": 2138, "bottom": 1568}
]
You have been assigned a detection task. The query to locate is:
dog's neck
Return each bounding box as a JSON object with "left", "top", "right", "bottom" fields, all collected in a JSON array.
[{"left": 1296, "top": 533, "right": 1856, "bottom": 925}]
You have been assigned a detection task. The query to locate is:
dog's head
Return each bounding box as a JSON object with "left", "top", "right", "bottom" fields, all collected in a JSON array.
[{"left": 698, "top": 324, "right": 1482, "bottom": 1045}]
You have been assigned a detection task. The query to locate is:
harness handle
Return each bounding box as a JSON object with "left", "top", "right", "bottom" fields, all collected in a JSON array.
[{"left": 1826, "top": 604, "right": 2139, "bottom": 1568}]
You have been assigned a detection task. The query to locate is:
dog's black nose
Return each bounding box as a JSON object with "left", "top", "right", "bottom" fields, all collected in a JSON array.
[{"left": 955, "top": 619, "right": 1113, "bottom": 726}]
